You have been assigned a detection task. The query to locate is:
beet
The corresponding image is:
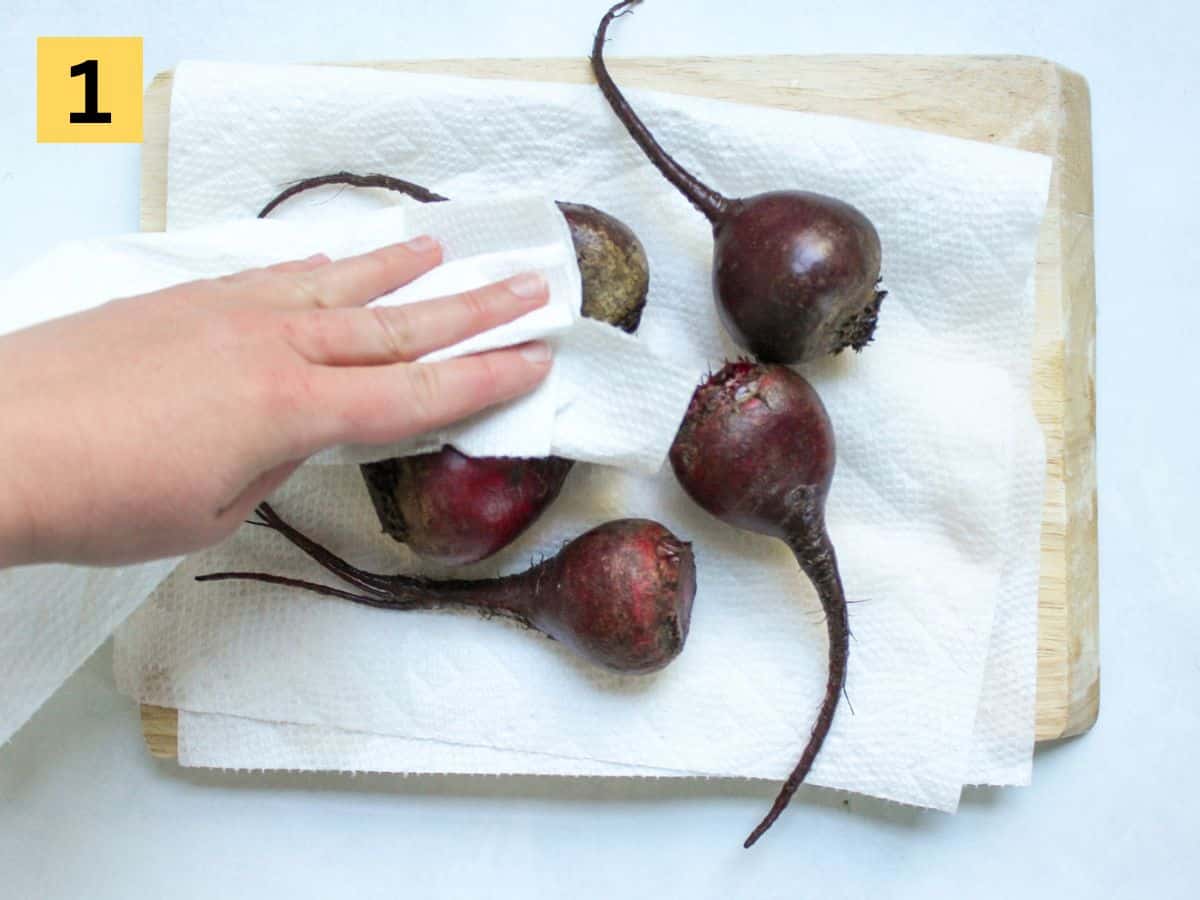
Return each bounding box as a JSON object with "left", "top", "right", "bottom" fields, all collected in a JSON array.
[
  {"left": 669, "top": 361, "right": 847, "bottom": 847},
  {"left": 260, "top": 173, "right": 650, "bottom": 564},
  {"left": 591, "top": 1, "right": 885, "bottom": 364},
  {"left": 197, "top": 502, "right": 696, "bottom": 674},
  {"left": 359, "top": 449, "right": 572, "bottom": 567}
]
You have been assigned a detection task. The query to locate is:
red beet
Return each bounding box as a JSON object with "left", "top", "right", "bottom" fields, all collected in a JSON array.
[
  {"left": 360, "top": 449, "right": 572, "bottom": 567},
  {"left": 197, "top": 503, "right": 696, "bottom": 674},
  {"left": 669, "top": 361, "right": 847, "bottom": 847},
  {"left": 261, "top": 173, "right": 650, "bottom": 565},
  {"left": 591, "top": 1, "right": 885, "bottom": 364}
]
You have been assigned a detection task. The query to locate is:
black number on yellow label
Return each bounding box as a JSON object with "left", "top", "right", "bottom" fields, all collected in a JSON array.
[{"left": 68, "top": 59, "right": 112, "bottom": 124}]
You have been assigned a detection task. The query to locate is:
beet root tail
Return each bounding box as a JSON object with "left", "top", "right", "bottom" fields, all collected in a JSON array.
[
  {"left": 743, "top": 509, "right": 850, "bottom": 849},
  {"left": 743, "top": 627, "right": 848, "bottom": 847}
]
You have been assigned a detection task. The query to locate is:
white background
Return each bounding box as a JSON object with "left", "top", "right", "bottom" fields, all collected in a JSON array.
[{"left": 0, "top": 1, "right": 1196, "bottom": 897}]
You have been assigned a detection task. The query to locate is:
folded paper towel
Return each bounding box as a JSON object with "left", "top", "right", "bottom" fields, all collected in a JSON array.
[{"left": 109, "top": 61, "right": 1051, "bottom": 811}]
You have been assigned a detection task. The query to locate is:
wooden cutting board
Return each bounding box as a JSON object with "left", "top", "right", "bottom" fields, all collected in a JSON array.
[{"left": 138, "top": 55, "right": 1098, "bottom": 758}]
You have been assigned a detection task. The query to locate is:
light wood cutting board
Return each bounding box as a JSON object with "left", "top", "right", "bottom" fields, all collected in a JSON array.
[{"left": 138, "top": 54, "right": 1098, "bottom": 759}]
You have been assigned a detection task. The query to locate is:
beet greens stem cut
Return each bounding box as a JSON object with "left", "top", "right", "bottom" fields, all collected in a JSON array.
[
  {"left": 592, "top": 1, "right": 728, "bottom": 224},
  {"left": 258, "top": 171, "right": 447, "bottom": 218},
  {"left": 592, "top": 0, "right": 886, "bottom": 364},
  {"left": 198, "top": 503, "right": 697, "bottom": 674},
  {"left": 668, "top": 361, "right": 849, "bottom": 847},
  {"left": 257, "top": 173, "right": 650, "bottom": 565}
]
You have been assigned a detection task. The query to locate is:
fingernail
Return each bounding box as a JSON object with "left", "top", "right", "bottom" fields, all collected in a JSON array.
[
  {"left": 404, "top": 234, "right": 439, "bottom": 254},
  {"left": 519, "top": 341, "right": 553, "bottom": 364},
  {"left": 306, "top": 253, "right": 331, "bottom": 264},
  {"left": 505, "top": 272, "right": 548, "bottom": 301}
]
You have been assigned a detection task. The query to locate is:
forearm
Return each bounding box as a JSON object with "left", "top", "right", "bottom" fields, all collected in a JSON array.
[{"left": 0, "top": 428, "right": 36, "bottom": 568}]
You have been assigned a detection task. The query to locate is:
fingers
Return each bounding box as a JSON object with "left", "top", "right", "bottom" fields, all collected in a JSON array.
[
  {"left": 302, "top": 342, "right": 553, "bottom": 450},
  {"left": 279, "top": 236, "right": 442, "bottom": 310},
  {"left": 284, "top": 272, "right": 549, "bottom": 366},
  {"left": 263, "top": 254, "right": 331, "bottom": 276},
  {"left": 221, "top": 253, "right": 331, "bottom": 286}
]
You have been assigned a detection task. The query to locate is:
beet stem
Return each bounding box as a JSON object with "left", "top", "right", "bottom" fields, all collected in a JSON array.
[
  {"left": 198, "top": 504, "right": 535, "bottom": 624},
  {"left": 194, "top": 571, "right": 386, "bottom": 606},
  {"left": 257, "top": 172, "right": 448, "bottom": 218},
  {"left": 590, "top": 1, "right": 729, "bottom": 224},
  {"left": 743, "top": 504, "right": 849, "bottom": 849},
  {"left": 252, "top": 503, "right": 397, "bottom": 598}
]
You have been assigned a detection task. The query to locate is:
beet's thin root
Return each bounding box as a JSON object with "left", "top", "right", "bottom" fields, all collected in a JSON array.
[{"left": 743, "top": 502, "right": 848, "bottom": 848}]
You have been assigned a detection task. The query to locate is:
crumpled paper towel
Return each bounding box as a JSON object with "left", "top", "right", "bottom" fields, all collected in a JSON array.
[
  {"left": 111, "top": 61, "right": 1051, "bottom": 811},
  {"left": 0, "top": 189, "right": 698, "bottom": 745},
  {"left": 0, "top": 192, "right": 696, "bottom": 470}
]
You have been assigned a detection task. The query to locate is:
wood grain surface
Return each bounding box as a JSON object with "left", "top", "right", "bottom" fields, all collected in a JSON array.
[{"left": 138, "top": 54, "right": 1097, "bottom": 759}]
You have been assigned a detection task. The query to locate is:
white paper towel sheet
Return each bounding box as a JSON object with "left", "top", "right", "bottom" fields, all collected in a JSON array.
[{"left": 109, "top": 61, "right": 1052, "bottom": 811}]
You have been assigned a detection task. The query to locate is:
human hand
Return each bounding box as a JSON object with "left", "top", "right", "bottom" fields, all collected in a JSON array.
[{"left": 0, "top": 237, "right": 552, "bottom": 567}]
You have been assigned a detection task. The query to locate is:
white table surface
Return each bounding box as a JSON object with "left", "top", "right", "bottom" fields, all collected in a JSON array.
[{"left": 2, "top": 1, "right": 1196, "bottom": 897}]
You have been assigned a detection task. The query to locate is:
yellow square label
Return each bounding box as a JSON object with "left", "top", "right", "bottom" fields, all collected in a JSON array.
[{"left": 37, "top": 37, "right": 143, "bottom": 143}]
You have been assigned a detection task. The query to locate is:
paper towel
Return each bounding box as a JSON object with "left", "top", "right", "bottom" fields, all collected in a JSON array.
[
  {"left": 176, "top": 709, "right": 668, "bottom": 776},
  {"left": 0, "top": 558, "right": 182, "bottom": 745},
  {"left": 111, "top": 61, "right": 1051, "bottom": 810},
  {"left": 0, "top": 189, "right": 698, "bottom": 745}
]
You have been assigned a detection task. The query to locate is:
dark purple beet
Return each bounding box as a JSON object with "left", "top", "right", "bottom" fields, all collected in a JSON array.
[
  {"left": 259, "top": 173, "right": 651, "bottom": 565},
  {"left": 197, "top": 503, "right": 696, "bottom": 674},
  {"left": 592, "top": 1, "right": 885, "bottom": 364},
  {"left": 669, "top": 361, "right": 847, "bottom": 847}
]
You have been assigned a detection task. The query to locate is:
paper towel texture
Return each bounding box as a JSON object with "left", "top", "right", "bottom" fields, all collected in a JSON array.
[
  {"left": 113, "top": 61, "right": 1051, "bottom": 809},
  {"left": 0, "top": 559, "right": 181, "bottom": 744}
]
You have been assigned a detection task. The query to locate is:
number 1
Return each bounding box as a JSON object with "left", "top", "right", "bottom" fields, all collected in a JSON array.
[{"left": 69, "top": 59, "right": 112, "bottom": 124}]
